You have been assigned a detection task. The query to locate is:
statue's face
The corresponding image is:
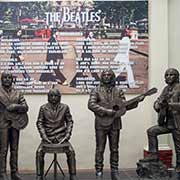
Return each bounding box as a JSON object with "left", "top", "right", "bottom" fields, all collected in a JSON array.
[
  {"left": 101, "top": 70, "right": 114, "bottom": 85},
  {"left": 165, "top": 69, "right": 178, "bottom": 85},
  {"left": 48, "top": 89, "right": 61, "bottom": 105},
  {"left": 1, "top": 72, "right": 13, "bottom": 88}
]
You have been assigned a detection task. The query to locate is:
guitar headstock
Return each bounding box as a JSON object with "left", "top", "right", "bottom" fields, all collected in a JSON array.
[{"left": 144, "top": 87, "right": 158, "bottom": 96}]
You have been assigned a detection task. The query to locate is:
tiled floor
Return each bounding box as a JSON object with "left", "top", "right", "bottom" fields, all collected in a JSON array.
[{"left": 10, "top": 169, "right": 180, "bottom": 180}]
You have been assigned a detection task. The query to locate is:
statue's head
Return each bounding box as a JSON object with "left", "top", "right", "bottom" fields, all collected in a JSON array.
[
  {"left": 1, "top": 71, "right": 13, "bottom": 89},
  {"left": 48, "top": 88, "right": 61, "bottom": 105},
  {"left": 100, "top": 68, "right": 116, "bottom": 86},
  {"left": 165, "top": 68, "right": 179, "bottom": 85}
]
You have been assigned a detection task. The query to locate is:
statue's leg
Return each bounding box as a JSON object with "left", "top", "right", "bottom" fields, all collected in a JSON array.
[
  {"left": 9, "top": 128, "right": 19, "bottom": 173},
  {"left": 108, "top": 129, "right": 120, "bottom": 170},
  {"left": 172, "top": 129, "right": 180, "bottom": 172},
  {"left": 66, "top": 143, "right": 78, "bottom": 180},
  {"left": 145, "top": 125, "right": 170, "bottom": 161},
  {"left": 0, "top": 129, "right": 9, "bottom": 180},
  {"left": 36, "top": 143, "right": 45, "bottom": 180},
  {"left": 95, "top": 129, "right": 107, "bottom": 177},
  {"left": 9, "top": 128, "right": 23, "bottom": 180},
  {"left": 108, "top": 129, "right": 120, "bottom": 180}
]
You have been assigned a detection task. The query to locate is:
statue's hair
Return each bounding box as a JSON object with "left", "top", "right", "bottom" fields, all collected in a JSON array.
[
  {"left": 100, "top": 68, "right": 116, "bottom": 86},
  {"left": 48, "top": 88, "right": 61, "bottom": 97},
  {"left": 1, "top": 70, "right": 13, "bottom": 81}
]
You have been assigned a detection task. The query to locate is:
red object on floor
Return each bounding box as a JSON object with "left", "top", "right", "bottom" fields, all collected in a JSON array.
[{"left": 144, "top": 148, "right": 173, "bottom": 168}]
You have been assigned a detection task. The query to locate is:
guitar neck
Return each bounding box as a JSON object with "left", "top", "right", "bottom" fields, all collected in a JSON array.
[
  {"left": 125, "top": 94, "right": 144, "bottom": 107},
  {"left": 125, "top": 88, "right": 157, "bottom": 107}
]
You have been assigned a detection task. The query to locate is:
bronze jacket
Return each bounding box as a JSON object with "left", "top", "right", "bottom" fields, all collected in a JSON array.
[
  {"left": 88, "top": 85, "right": 138, "bottom": 130},
  {"left": 154, "top": 83, "right": 180, "bottom": 130},
  {"left": 37, "top": 103, "right": 73, "bottom": 141},
  {"left": 0, "top": 87, "right": 28, "bottom": 129}
]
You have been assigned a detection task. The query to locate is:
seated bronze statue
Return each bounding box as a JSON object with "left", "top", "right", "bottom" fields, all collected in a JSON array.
[
  {"left": 36, "top": 88, "right": 78, "bottom": 180},
  {"left": 142, "top": 68, "right": 180, "bottom": 172},
  {"left": 0, "top": 71, "right": 29, "bottom": 180}
]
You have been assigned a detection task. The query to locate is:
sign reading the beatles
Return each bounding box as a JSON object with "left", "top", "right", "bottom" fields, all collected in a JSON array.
[{"left": 0, "top": 0, "right": 148, "bottom": 94}]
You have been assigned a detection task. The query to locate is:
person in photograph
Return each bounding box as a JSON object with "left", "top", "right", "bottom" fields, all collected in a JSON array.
[
  {"left": 70, "top": 31, "right": 99, "bottom": 88},
  {"left": 9, "top": 29, "right": 31, "bottom": 82},
  {"left": 0, "top": 29, "right": 3, "bottom": 39},
  {"left": 114, "top": 29, "right": 136, "bottom": 88},
  {"left": 39, "top": 28, "right": 68, "bottom": 85}
]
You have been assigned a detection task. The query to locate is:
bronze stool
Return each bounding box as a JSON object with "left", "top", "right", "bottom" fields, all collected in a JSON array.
[{"left": 43, "top": 143, "right": 70, "bottom": 180}]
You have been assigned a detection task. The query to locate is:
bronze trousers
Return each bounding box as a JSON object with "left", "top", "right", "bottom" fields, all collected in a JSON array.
[
  {"left": 147, "top": 125, "right": 180, "bottom": 167},
  {"left": 95, "top": 129, "right": 120, "bottom": 172},
  {"left": 0, "top": 127, "right": 19, "bottom": 174}
]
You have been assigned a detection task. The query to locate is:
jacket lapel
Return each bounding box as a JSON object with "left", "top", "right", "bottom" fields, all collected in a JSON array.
[
  {"left": 55, "top": 103, "right": 63, "bottom": 118},
  {"left": 9, "top": 88, "right": 18, "bottom": 101},
  {"left": 46, "top": 103, "right": 62, "bottom": 120},
  {"left": 0, "top": 87, "right": 11, "bottom": 106},
  {"left": 46, "top": 103, "right": 55, "bottom": 116}
]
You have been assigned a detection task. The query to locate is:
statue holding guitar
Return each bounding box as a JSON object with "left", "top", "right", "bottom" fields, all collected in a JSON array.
[
  {"left": 0, "top": 71, "right": 29, "bottom": 180},
  {"left": 88, "top": 68, "right": 157, "bottom": 180},
  {"left": 112, "top": 87, "right": 157, "bottom": 119}
]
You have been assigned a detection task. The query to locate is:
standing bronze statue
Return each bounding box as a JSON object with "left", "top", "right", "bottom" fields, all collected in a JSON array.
[
  {"left": 0, "top": 71, "right": 29, "bottom": 180},
  {"left": 88, "top": 69, "right": 146, "bottom": 180},
  {"left": 36, "top": 88, "right": 78, "bottom": 180},
  {"left": 143, "top": 68, "right": 180, "bottom": 172}
]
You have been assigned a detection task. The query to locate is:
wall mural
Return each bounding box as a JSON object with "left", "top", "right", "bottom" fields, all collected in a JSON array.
[{"left": 0, "top": 0, "right": 148, "bottom": 94}]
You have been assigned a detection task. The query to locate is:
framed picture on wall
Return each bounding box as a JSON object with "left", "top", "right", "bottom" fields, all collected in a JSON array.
[{"left": 0, "top": 0, "right": 148, "bottom": 94}]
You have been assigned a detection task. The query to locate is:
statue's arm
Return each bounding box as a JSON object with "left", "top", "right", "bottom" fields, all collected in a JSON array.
[
  {"left": 36, "top": 106, "right": 51, "bottom": 143},
  {"left": 153, "top": 87, "right": 168, "bottom": 112},
  {"left": 64, "top": 105, "right": 73, "bottom": 140},
  {"left": 88, "top": 88, "right": 115, "bottom": 117},
  {"left": 17, "top": 92, "right": 29, "bottom": 112},
  {"left": 6, "top": 92, "right": 29, "bottom": 113}
]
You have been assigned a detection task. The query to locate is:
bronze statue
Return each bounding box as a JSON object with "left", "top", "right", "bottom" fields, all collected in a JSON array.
[
  {"left": 36, "top": 88, "right": 78, "bottom": 180},
  {"left": 0, "top": 71, "right": 29, "bottom": 180},
  {"left": 88, "top": 68, "right": 147, "bottom": 180},
  {"left": 143, "top": 68, "right": 180, "bottom": 172}
]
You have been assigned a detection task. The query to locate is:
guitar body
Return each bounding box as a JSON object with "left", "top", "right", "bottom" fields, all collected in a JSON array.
[
  {"left": 0, "top": 87, "right": 28, "bottom": 130},
  {"left": 94, "top": 86, "right": 124, "bottom": 128},
  {"left": 4, "top": 111, "right": 29, "bottom": 130},
  {"left": 12, "top": 113, "right": 28, "bottom": 130}
]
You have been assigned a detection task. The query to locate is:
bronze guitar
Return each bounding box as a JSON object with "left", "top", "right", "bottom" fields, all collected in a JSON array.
[
  {"left": 125, "top": 87, "right": 158, "bottom": 108},
  {"left": 0, "top": 101, "right": 28, "bottom": 130}
]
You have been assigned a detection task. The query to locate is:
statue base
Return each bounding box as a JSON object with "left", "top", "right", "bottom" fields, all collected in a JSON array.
[{"left": 136, "top": 159, "right": 169, "bottom": 179}]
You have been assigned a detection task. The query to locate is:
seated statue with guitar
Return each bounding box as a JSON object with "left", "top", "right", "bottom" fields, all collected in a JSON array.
[{"left": 142, "top": 68, "right": 180, "bottom": 173}]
